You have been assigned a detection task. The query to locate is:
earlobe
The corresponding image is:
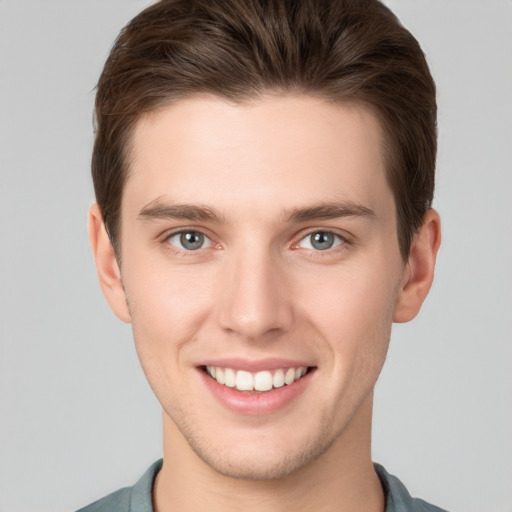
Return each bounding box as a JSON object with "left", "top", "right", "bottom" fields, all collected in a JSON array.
[
  {"left": 88, "top": 203, "right": 132, "bottom": 323},
  {"left": 393, "top": 209, "right": 441, "bottom": 323}
]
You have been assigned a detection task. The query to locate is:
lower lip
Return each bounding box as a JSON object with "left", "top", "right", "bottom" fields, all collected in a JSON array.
[{"left": 199, "top": 368, "right": 314, "bottom": 416}]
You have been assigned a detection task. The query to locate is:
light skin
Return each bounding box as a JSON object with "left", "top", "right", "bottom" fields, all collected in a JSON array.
[{"left": 89, "top": 94, "right": 441, "bottom": 512}]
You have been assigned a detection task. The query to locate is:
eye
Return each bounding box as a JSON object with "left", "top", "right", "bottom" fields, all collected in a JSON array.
[
  {"left": 166, "top": 230, "right": 212, "bottom": 251},
  {"left": 297, "top": 231, "right": 344, "bottom": 251}
]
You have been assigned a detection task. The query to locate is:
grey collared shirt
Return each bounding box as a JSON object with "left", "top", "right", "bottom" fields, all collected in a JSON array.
[{"left": 77, "top": 459, "right": 449, "bottom": 512}]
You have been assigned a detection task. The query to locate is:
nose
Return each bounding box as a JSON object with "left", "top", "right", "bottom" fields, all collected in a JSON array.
[{"left": 216, "top": 245, "right": 295, "bottom": 341}]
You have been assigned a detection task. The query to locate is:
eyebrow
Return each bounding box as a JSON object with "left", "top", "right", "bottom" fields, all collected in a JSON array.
[
  {"left": 137, "top": 199, "right": 375, "bottom": 224},
  {"left": 138, "top": 201, "right": 224, "bottom": 223},
  {"left": 283, "top": 202, "right": 376, "bottom": 223}
]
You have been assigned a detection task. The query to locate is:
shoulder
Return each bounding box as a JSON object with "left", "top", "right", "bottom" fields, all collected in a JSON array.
[
  {"left": 76, "top": 487, "right": 131, "bottom": 512},
  {"left": 75, "top": 459, "right": 163, "bottom": 512},
  {"left": 374, "top": 463, "right": 450, "bottom": 512}
]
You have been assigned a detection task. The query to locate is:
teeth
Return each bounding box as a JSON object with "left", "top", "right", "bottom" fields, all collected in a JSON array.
[
  {"left": 254, "top": 371, "right": 273, "bottom": 391},
  {"left": 273, "top": 369, "right": 285, "bottom": 388},
  {"left": 236, "top": 370, "right": 254, "bottom": 391},
  {"left": 284, "top": 368, "right": 295, "bottom": 385},
  {"left": 295, "top": 367, "right": 307, "bottom": 379},
  {"left": 224, "top": 368, "right": 236, "bottom": 388},
  {"left": 206, "top": 365, "right": 309, "bottom": 392}
]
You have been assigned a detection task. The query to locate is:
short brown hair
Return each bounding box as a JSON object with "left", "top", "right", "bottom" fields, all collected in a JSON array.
[{"left": 92, "top": 0, "right": 436, "bottom": 259}]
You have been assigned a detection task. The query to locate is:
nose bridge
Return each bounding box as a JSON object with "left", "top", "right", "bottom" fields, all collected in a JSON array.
[{"left": 216, "top": 240, "right": 293, "bottom": 340}]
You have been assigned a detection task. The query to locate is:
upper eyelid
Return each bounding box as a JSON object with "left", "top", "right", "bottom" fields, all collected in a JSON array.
[
  {"left": 161, "top": 226, "right": 214, "bottom": 241},
  {"left": 301, "top": 228, "right": 345, "bottom": 237},
  {"left": 294, "top": 228, "right": 350, "bottom": 243},
  {"left": 299, "top": 231, "right": 343, "bottom": 244}
]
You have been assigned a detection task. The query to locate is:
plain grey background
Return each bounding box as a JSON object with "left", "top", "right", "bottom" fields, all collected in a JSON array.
[{"left": 1, "top": 1, "right": 511, "bottom": 511}]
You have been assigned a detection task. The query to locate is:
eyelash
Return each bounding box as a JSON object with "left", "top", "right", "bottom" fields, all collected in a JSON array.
[
  {"left": 161, "top": 229, "right": 217, "bottom": 257},
  {"left": 291, "top": 229, "right": 350, "bottom": 257},
  {"left": 160, "top": 228, "right": 351, "bottom": 257}
]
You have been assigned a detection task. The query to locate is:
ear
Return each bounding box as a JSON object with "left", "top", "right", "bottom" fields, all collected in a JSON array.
[
  {"left": 88, "top": 203, "right": 131, "bottom": 323},
  {"left": 393, "top": 209, "right": 441, "bottom": 323}
]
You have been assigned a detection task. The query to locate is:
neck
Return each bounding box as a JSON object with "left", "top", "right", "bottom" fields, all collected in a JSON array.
[{"left": 153, "top": 394, "right": 384, "bottom": 512}]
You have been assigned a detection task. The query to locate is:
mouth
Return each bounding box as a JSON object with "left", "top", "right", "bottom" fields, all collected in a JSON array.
[{"left": 201, "top": 365, "right": 315, "bottom": 393}]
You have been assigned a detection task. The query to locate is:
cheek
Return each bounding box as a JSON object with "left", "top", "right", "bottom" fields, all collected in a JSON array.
[
  {"left": 297, "top": 259, "right": 400, "bottom": 373},
  {"left": 124, "top": 268, "right": 213, "bottom": 412},
  {"left": 303, "top": 263, "right": 398, "bottom": 330},
  {"left": 122, "top": 259, "right": 215, "bottom": 364}
]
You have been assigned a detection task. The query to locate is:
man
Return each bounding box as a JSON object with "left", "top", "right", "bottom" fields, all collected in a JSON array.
[{"left": 81, "top": 0, "right": 445, "bottom": 510}]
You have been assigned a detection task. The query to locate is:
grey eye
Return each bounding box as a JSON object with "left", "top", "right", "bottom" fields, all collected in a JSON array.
[
  {"left": 181, "top": 231, "right": 204, "bottom": 250},
  {"left": 167, "top": 231, "right": 210, "bottom": 251},
  {"left": 298, "top": 231, "right": 343, "bottom": 251},
  {"left": 310, "top": 232, "right": 334, "bottom": 250}
]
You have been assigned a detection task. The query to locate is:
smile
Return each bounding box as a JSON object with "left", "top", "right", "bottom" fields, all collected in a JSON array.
[
  {"left": 199, "top": 362, "right": 316, "bottom": 415},
  {"left": 204, "top": 366, "right": 310, "bottom": 392}
]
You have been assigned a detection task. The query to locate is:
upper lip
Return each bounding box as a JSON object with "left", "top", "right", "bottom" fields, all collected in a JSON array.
[{"left": 197, "top": 357, "right": 315, "bottom": 372}]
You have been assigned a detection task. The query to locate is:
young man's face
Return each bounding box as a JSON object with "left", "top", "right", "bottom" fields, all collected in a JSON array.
[{"left": 94, "top": 95, "right": 425, "bottom": 479}]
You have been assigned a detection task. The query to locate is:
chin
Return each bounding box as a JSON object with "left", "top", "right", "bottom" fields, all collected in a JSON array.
[
  {"left": 184, "top": 422, "right": 337, "bottom": 481},
  {"left": 196, "top": 447, "right": 320, "bottom": 481}
]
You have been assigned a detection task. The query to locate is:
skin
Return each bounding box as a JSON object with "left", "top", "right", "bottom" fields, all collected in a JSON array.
[{"left": 89, "top": 94, "right": 441, "bottom": 512}]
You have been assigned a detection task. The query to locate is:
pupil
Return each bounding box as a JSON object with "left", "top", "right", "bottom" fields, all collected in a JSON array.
[
  {"left": 311, "top": 232, "right": 334, "bottom": 250},
  {"left": 180, "top": 231, "right": 204, "bottom": 250}
]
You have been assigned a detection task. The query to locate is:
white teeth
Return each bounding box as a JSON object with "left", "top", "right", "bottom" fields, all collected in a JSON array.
[
  {"left": 208, "top": 365, "right": 309, "bottom": 391},
  {"left": 295, "top": 367, "right": 307, "bottom": 379},
  {"left": 254, "top": 371, "right": 273, "bottom": 391},
  {"left": 235, "top": 370, "right": 254, "bottom": 391},
  {"left": 272, "top": 369, "right": 285, "bottom": 388},
  {"left": 215, "top": 367, "right": 225, "bottom": 384},
  {"left": 284, "top": 368, "right": 296, "bottom": 385},
  {"left": 224, "top": 368, "right": 236, "bottom": 388}
]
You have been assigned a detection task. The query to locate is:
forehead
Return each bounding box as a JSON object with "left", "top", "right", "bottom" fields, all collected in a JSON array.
[{"left": 125, "top": 94, "right": 393, "bottom": 222}]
